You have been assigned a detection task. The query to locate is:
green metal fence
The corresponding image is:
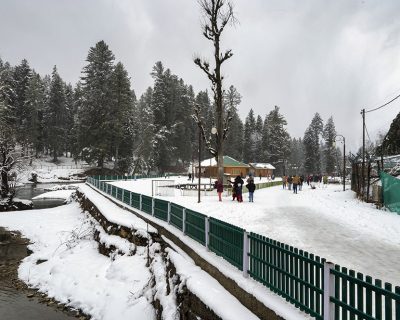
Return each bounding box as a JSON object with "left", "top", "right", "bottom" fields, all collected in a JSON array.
[
  {"left": 154, "top": 199, "right": 168, "bottom": 221},
  {"left": 170, "top": 203, "right": 184, "bottom": 230},
  {"left": 380, "top": 171, "right": 400, "bottom": 214},
  {"left": 123, "top": 190, "right": 130, "bottom": 205},
  {"left": 330, "top": 265, "right": 400, "bottom": 320},
  {"left": 209, "top": 217, "right": 244, "bottom": 270},
  {"left": 248, "top": 233, "right": 324, "bottom": 319},
  {"left": 141, "top": 195, "right": 152, "bottom": 214},
  {"left": 86, "top": 176, "right": 400, "bottom": 320},
  {"left": 185, "top": 209, "right": 206, "bottom": 245},
  {"left": 130, "top": 193, "right": 141, "bottom": 209},
  {"left": 116, "top": 188, "right": 123, "bottom": 201}
]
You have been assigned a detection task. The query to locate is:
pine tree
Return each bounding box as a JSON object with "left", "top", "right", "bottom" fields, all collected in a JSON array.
[
  {"left": 64, "top": 83, "right": 75, "bottom": 157},
  {"left": 260, "top": 115, "right": 270, "bottom": 162},
  {"left": 254, "top": 115, "right": 263, "bottom": 162},
  {"left": 110, "top": 62, "right": 134, "bottom": 172},
  {"left": 25, "top": 72, "right": 46, "bottom": 156},
  {"left": 289, "top": 138, "right": 305, "bottom": 174},
  {"left": 12, "top": 59, "right": 32, "bottom": 152},
  {"left": 323, "top": 116, "right": 337, "bottom": 174},
  {"left": 265, "top": 106, "right": 290, "bottom": 174},
  {"left": 303, "top": 113, "right": 323, "bottom": 174},
  {"left": 80, "top": 40, "right": 115, "bottom": 167},
  {"left": 132, "top": 87, "right": 155, "bottom": 174},
  {"left": 46, "top": 66, "right": 66, "bottom": 162},
  {"left": 224, "top": 85, "right": 243, "bottom": 161},
  {"left": 383, "top": 112, "right": 400, "bottom": 156},
  {"left": 243, "top": 109, "right": 256, "bottom": 163},
  {"left": 150, "top": 62, "right": 175, "bottom": 172}
]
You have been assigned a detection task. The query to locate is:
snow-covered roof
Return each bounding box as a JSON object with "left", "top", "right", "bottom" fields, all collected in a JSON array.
[
  {"left": 200, "top": 156, "right": 249, "bottom": 167},
  {"left": 249, "top": 163, "right": 276, "bottom": 170}
]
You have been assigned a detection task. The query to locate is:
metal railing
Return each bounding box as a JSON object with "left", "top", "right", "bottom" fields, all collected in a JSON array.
[{"left": 86, "top": 176, "right": 400, "bottom": 319}]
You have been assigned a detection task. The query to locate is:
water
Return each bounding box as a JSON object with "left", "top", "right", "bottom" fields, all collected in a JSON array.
[
  {"left": 15, "top": 183, "right": 78, "bottom": 209},
  {"left": 0, "top": 286, "right": 74, "bottom": 320}
]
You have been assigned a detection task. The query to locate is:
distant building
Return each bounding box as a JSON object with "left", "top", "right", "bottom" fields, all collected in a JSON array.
[
  {"left": 249, "top": 163, "right": 275, "bottom": 177},
  {"left": 196, "top": 156, "right": 250, "bottom": 178}
]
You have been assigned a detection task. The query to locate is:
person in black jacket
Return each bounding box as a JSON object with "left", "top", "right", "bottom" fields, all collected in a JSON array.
[
  {"left": 235, "top": 175, "right": 244, "bottom": 202},
  {"left": 246, "top": 180, "right": 256, "bottom": 202}
]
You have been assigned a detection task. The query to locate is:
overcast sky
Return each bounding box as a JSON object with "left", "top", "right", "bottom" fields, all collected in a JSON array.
[{"left": 1, "top": 0, "right": 400, "bottom": 151}]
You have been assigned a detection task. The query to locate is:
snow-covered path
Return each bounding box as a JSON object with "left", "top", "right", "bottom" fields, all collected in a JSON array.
[{"left": 113, "top": 179, "right": 400, "bottom": 286}]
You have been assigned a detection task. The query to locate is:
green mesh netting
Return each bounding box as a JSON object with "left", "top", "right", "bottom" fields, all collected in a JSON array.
[{"left": 380, "top": 171, "right": 400, "bottom": 214}]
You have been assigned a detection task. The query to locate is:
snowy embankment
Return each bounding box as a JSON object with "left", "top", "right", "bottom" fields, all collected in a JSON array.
[
  {"left": 32, "top": 190, "right": 75, "bottom": 200},
  {"left": 0, "top": 203, "right": 155, "bottom": 319},
  {"left": 112, "top": 177, "right": 400, "bottom": 287}
]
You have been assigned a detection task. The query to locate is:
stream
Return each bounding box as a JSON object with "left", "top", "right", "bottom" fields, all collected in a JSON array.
[
  {"left": 1, "top": 183, "right": 84, "bottom": 319},
  {"left": 15, "top": 182, "right": 80, "bottom": 209}
]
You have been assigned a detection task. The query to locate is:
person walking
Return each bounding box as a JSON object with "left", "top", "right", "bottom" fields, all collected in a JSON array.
[
  {"left": 282, "top": 175, "right": 287, "bottom": 189},
  {"left": 215, "top": 179, "right": 224, "bottom": 201},
  {"left": 288, "top": 175, "right": 293, "bottom": 190},
  {"left": 299, "top": 175, "right": 304, "bottom": 191},
  {"left": 292, "top": 174, "right": 300, "bottom": 194},
  {"left": 246, "top": 179, "right": 256, "bottom": 202},
  {"left": 323, "top": 175, "right": 328, "bottom": 188}
]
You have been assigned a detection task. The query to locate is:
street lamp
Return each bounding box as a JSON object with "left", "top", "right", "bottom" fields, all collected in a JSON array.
[{"left": 334, "top": 134, "right": 346, "bottom": 191}]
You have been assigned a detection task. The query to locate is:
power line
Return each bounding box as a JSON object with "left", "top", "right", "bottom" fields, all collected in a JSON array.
[
  {"left": 364, "top": 122, "right": 372, "bottom": 143},
  {"left": 365, "top": 92, "right": 400, "bottom": 113}
]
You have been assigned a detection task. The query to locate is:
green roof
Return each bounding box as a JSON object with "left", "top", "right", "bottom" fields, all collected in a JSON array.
[{"left": 223, "top": 156, "right": 249, "bottom": 167}]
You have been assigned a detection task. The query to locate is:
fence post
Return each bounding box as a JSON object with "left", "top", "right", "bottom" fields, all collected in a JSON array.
[
  {"left": 242, "top": 231, "right": 249, "bottom": 278},
  {"left": 182, "top": 208, "right": 186, "bottom": 235},
  {"left": 323, "top": 261, "right": 335, "bottom": 320},
  {"left": 122, "top": 189, "right": 125, "bottom": 202},
  {"left": 129, "top": 192, "right": 132, "bottom": 206},
  {"left": 167, "top": 202, "right": 171, "bottom": 224},
  {"left": 152, "top": 198, "right": 155, "bottom": 216},
  {"left": 140, "top": 194, "right": 143, "bottom": 211},
  {"left": 205, "top": 217, "right": 210, "bottom": 251}
]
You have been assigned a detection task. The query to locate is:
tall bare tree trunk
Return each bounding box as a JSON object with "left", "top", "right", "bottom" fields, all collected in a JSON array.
[{"left": 194, "top": 0, "right": 236, "bottom": 183}]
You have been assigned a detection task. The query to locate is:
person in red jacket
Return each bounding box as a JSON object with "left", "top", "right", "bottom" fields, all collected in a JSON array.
[{"left": 215, "top": 179, "right": 224, "bottom": 201}]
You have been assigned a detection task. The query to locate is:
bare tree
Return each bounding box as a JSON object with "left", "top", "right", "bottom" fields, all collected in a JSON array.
[
  {"left": 193, "top": 0, "right": 236, "bottom": 182},
  {"left": 0, "top": 122, "right": 16, "bottom": 198}
]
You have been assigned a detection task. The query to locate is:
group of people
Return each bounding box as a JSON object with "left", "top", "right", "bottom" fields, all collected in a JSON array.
[
  {"left": 214, "top": 175, "right": 256, "bottom": 202},
  {"left": 282, "top": 175, "right": 304, "bottom": 194},
  {"left": 282, "top": 173, "right": 329, "bottom": 193}
]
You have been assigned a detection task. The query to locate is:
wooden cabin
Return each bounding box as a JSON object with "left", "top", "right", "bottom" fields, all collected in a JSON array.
[
  {"left": 249, "top": 163, "right": 275, "bottom": 178},
  {"left": 196, "top": 156, "right": 250, "bottom": 179}
]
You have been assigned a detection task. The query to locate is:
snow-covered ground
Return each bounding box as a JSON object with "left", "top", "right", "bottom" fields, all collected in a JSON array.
[
  {"left": 111, "top": 176, "right": 400, "bottom": 286},
  {"left": 0, "top": 187, "right": 293, "bottom": 320},
  {"left": 16, "top": 156, "right": 90, "bottom": 184}
]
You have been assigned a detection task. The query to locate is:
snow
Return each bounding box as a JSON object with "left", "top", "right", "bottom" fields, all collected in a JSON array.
[
  {"left": 0, "top": 190, "right": 265, "bottom": 320},
  {"left": 32, "top": 190, "right": 75, "bottom": 200},
  {"left": 111, "top": 177, "right": 400, "bottom": 287},
  {"left": 16, "top": 156, "right": 89, "bottom": 184},
  {"left": 0, "top": 203, "right": 155, "bottom": 320},
  {"left": 166, "top": 247, "right": 260, "bottom": 320}
]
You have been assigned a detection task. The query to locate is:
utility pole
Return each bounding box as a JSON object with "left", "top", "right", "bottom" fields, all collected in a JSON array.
[
  {"left": 198, "top": 127, "right": 201, "bottom": 203},
  {"left": 361, "top": 108, "right": 365, "bottom": 198}
]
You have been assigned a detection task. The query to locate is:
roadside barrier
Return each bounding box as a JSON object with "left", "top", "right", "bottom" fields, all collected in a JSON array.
[{"left": 87, "top": 176, "right": 400, "bottom": 320}]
